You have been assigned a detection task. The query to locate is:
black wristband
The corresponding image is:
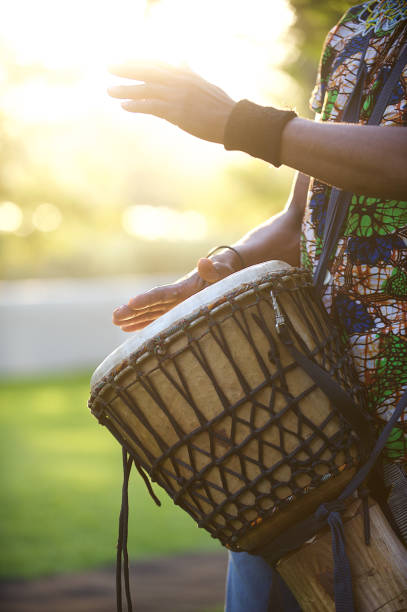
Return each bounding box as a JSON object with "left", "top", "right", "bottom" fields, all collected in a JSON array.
[{"left": 224, "top": 99, "right": 297, "bottom": 167}]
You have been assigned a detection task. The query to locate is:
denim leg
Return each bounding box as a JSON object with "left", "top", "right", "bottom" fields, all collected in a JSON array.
[{"left": 225, "top": 551, "right": 301, "bottom": 612}]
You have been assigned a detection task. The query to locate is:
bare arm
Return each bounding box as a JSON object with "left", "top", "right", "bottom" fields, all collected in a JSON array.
[
  {"left": 113, "top": 172, "right": 308, "bottom": 331},
  {"left": 108, "top": 63, "right": 407, "bottom": 200},
  {"left": 231, "top": 171, "right": 308, "bottom": 268},
  {"left": 281, "top": 118, "right": 407, "bottom": 200}
]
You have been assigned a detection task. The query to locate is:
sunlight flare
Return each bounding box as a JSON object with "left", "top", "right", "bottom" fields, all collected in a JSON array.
[
  {"left": 1, "top": 0, "right": 294, "bottom": 121},
  {"left": 122, "top": 204, "right": 207, "bottom": 241}
]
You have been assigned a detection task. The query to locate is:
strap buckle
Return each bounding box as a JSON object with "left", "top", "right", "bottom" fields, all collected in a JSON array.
[{"left": 270, "top": 290, "right": 292, "bottom": 344}]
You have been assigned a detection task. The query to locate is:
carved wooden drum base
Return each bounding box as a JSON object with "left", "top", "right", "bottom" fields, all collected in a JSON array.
[{"left": 277, "top": 498, "right": 407, "bottom": 612}]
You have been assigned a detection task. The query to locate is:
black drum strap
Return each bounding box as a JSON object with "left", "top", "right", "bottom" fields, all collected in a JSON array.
[
  {"left": 313, "top": 38, "right": 407, "bottom": 291},
  {"left": 276, "top": 322, "right": 372, "bottom": 455},
  {"left": 312, "top": 33, "right": 370, "bottom": 292}
]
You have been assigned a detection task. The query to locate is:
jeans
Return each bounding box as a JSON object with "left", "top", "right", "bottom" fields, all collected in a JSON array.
[{"left": 225, "top": 551, "right": 301, "bottom": 612}]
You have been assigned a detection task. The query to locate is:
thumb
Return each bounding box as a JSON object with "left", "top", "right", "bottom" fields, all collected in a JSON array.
[{"left": 197, "top": 257, "right": 234, "bottom": 284}]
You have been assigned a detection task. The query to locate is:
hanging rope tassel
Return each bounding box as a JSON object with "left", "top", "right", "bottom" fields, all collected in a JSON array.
[
  {"left": 117, "top": 449, "right": 134, "bottom": 612},
  {"left": 116, "top": 449, "right": 161, "bottom": 612},
  {"left": 135, "top": 462, "right": 161, "bottom": 507}
]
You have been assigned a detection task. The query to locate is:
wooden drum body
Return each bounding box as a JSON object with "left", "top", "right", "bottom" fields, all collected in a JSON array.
[
  {"left": 278, "top": 497, "right": 407, "bottom": 612},
  {"left": 89, "top": 261, "right": 364, "bottom": 551}
]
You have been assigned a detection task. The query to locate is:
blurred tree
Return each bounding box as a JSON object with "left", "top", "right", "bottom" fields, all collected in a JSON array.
[
  {"left": 0, "top": 1, "right": 354, "bottom": 279},
  {"left": 284, "top": 0, "right": 351, "bottom": 113}
]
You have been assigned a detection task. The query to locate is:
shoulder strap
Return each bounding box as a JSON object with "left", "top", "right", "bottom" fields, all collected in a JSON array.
[
  {"left": 368, "top": 41, "right": 407, "bottom": 125},
  {"left": 313, "top": 39, "right": 407, "bottom": 291}
]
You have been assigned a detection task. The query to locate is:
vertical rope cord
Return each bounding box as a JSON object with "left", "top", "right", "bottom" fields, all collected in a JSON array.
[
  {"left": 117, "top": 448, "right": 133, "bottom": 612},
  {"left": 123, "top": 452, "right": 133, "bottom": 612},
  {"left": 116, "top": 501, "right": 123, "bottom": 611}
]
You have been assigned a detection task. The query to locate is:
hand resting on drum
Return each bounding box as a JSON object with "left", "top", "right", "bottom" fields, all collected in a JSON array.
[
  {"left": 112, "top": 256, "right": 236, "bottom": 332},
  {"left": 113, "top": 172, "right": 310, "bottom": 332}
]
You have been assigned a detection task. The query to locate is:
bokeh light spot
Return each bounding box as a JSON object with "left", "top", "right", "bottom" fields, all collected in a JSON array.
[
  {"left": 32, "top": 203, "right": 62, "bottom": 232},
  {"left": 0, "top": 201, "right": 23, "bottom": 233}
]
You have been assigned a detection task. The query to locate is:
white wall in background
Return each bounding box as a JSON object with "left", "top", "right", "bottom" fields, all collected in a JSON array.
[{"left": 0, "top": 275, "right": 174, "bottom": 376}]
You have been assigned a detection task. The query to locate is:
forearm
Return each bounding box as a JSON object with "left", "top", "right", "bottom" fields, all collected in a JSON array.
[
  {"left": 209, "top": 215, "right": 300, "bottom": 274},
  {"left": 210, "top": 173, "right": 308, "bottom": 272},
  {"left": 233, "top": 210, "right": 301, "bottom": 268},
  {"left": 281, "top": 118, "right": 407, "bottom": 200}
]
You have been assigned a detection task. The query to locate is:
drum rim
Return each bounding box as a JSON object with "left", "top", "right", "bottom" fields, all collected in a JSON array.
[{"left": 89, "top": 263, "right": 311, "bottom": 403}]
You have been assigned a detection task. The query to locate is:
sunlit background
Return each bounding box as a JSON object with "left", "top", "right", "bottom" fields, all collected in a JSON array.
[
  {"left": 0, "top": 0, "right": 349, "bottom": 605},
  {"left": 0, "top": 0, "right": 350, "bottom": 281},
  {"left": 0, "top": 0, "right": 305, "bottom": 281}
]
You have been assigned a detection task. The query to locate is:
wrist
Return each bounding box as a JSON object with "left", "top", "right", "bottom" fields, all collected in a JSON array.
[
  {"left": 224, "top": 99, "right": 297, "bottom": 167},
  {"left": 206, "top": 245, "right": 246, "bottom": 273}
]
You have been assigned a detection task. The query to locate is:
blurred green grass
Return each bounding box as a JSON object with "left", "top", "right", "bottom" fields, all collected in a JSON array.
[{"left": 0, "top": 372, "right": 221, "bottom": 578}]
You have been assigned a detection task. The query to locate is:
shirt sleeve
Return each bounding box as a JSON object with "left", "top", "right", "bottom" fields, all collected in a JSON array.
[
  {"left": 309, "top": 7, "right": 357, "bottom": 115},
  {"left": 309, "top": 27, "right": 338, "bottom": 114}
]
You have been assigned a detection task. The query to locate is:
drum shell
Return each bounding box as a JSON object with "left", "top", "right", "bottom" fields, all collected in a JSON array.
[
  {"left": 90, "top": 267, "right": 364, "bottom": 549},
  {"left": 277, "top": 498, "right": 407, "bottom": 612}
]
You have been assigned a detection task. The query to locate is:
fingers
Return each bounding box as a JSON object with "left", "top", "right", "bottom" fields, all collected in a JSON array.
[
  {"left": 114, "top": 301, "right": 182, "bottom": 332},
  {"left": 112, "top": 263, "right": 231, "bottom": 334},
  {"left": 112, "top": 304, "right": 134, "bottom": 323},
  {"left": 197, "top": 258, "right": 234, "bottom": 283},
  {"left": 120, "top": 99, "right": 171, "bottom": 118},
  {"left": 120, "top": 308, "right": 172, "bottom": 332},
  {"left": 109, "top": 61, "right": 182, "bottom": 84},
  {"left": 127, "top": 283, "right": 186, "bottom": 310},
  {"left": 113, "top": 303, "right": 177, "bottom": 332},
  {"left": 119, "top": 298, "right": 183, "bottom": 330},
  {"left": 108, "top": 83, "right": 169, "bottom": 100},
  {"left": 113, "top": 304, "right": 167, "bottom": 324},
  {"left": 112, "top": 280, "right": 195, "bottom": 332},
  {"left": 120, "top": 317, "right": 170, "bottom": 332},
  {"left": 121, "top": 321, "right": 152, "bottom": 332}
]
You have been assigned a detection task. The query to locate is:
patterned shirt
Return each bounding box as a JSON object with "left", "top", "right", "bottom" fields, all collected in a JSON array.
[{"left": 300, "top": 0, "right": 407, "bottom": 464}]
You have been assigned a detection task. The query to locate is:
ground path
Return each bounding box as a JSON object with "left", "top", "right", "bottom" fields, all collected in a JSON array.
[{"left": 0, "top": 552, "right": 228, "bottom": 612}]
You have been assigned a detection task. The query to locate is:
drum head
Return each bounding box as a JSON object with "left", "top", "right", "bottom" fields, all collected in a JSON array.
[{"left": 91, "top": 260, "right": 292, "bottom": 387}]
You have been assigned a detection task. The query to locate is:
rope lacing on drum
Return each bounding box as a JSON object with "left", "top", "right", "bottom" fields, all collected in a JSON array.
[
  {"left": 134, "top": 462, "right": 161, "bottom": 507},
  {"left": 90, "top": 270, "right": 364, "bottom": 551}
]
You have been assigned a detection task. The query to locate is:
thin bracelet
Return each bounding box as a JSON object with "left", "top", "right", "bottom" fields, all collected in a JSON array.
[{"left": 206, "top": 245, "right": 246, "bottom": 271}]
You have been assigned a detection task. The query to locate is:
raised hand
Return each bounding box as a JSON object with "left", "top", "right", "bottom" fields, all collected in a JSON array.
[
  {"left": 108, "top": 61, "right": 236, "bottom": 144},
  {"left": 112, "top": 256, "right": 237, "bottom": 332}
]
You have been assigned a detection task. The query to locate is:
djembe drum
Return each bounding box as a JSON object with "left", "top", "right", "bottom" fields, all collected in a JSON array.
[{"left": 89, "top": 261, "right": 407, "bottom": 611}]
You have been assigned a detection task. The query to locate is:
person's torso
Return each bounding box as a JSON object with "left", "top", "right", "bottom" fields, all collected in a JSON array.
[{"left": 300, "top": 0, "right": 407, "bottom": 462}]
